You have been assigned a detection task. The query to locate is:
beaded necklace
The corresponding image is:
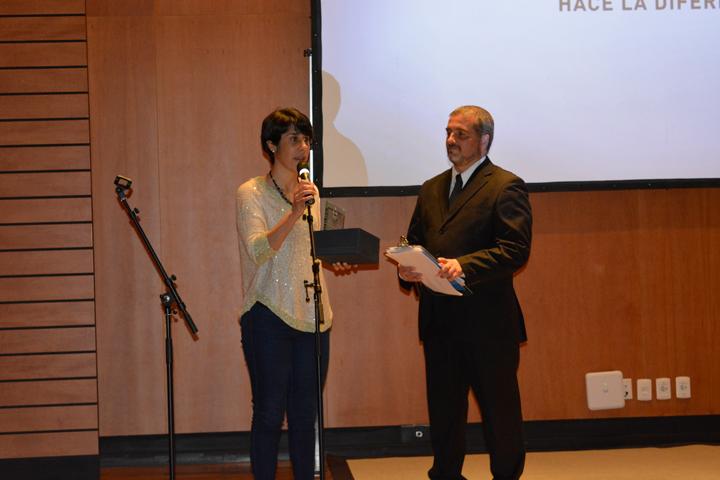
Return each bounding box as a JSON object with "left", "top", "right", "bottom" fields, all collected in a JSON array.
[{"left": 268, "top": 171, "right": 293, "bottom": 206}]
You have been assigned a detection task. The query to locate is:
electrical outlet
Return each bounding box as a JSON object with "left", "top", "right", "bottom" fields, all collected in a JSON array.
[
  {"left": 656, "top": 377, "right": 671, "bottom": 400},
  {"left": 400, "top": 425, "right": 430, "bottom": 443},
  {"left": 637, "top": 378, "right": 652, "bottom": 401},
  {"left": 585, "top": 371, "right": 625, "bottom": 410},
  {"left": 676, "top": 376, "right": 691, "bottom": 399},
  {"left": 623, "top": 378, "right": 633, "bottom": 400}
]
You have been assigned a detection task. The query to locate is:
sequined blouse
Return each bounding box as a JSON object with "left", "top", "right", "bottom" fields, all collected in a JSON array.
[{"left": 236, "top": 176, "right": 332, "bottom": 332}]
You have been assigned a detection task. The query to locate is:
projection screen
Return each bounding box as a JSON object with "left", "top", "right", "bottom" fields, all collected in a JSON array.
[{"left": 317, "top": 1, "right": 720, "bottom": 191}]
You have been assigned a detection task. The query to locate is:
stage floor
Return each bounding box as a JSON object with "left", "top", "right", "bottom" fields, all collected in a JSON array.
[
  {"left": 347, "top": 444, "right": 720, "bottom": 480},
  {"left": 100, "top": 456, "right": 352, "bottom": 480},
  {"left": 96, "top": 445, "right": 720, "bottom": 479}
]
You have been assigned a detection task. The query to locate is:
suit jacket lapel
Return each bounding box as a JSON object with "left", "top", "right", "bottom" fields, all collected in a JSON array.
[
  {"left": 437, "top": 169, "right": 453, "bottom": 214},
  {"left": 442, "top": 158, "right": 494, "bottom": 227}
]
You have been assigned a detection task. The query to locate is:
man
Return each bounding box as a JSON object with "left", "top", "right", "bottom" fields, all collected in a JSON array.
[{"left": 398, "top": 105, "right": 532, "bottom": 480}]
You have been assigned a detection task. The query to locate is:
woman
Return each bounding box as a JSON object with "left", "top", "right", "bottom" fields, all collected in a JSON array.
[{"left": 236, "top": 107, "right": 333, "bottom": 479}]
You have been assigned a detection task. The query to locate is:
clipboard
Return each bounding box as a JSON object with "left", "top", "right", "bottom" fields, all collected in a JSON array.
[{"left": 385, "top": 241, "right": 470, "bottom": 296}]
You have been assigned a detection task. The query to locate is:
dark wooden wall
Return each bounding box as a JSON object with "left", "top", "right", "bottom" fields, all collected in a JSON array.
[
  {"left": 1, "top": 0, "right": 718, "bottom": 462},
  {"left": 0, "top": 0, "right": 98, "bottom": 459}
]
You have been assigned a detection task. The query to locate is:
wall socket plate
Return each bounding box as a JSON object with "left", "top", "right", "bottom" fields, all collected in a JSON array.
[
  {"left": 637, "top": 378, "right": 652, "bottom": 401},
  {"left": 623, "top": 378, "right": 633, "bottom": 400},
  {"left": 676, "top": 376, "right": 692, "bottom": 399},
  {"left": 585, "top": 370, "right": 625, "bottom": 410},
  {"left": 400, "top": 425, "right": 430, "bottom": 443},
  {"left": 656, "top": 377, "right": 671, "bottom": 400}
]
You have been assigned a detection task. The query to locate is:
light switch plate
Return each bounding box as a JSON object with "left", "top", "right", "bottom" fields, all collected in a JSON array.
[
  {"left": 656, "top": 377, "right": 671, "bottom": 400},
  {"left": 637, "top": 378, "right": 652, "bottom": 401},
  {"left": 676, "top": 376, "right": 691, "bottom": 399}
]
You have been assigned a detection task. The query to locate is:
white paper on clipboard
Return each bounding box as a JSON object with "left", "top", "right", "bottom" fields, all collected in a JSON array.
[{"left": 385, "top": 245, "right": 467, "bottom": 296}]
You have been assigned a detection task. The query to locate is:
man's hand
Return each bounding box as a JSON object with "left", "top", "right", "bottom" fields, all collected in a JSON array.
[
  {"left": 437, "top": 258, "right": 463, "bottom": 281},
  {"left": 398, "top": 265, "right": 423, "bottom": 282}
]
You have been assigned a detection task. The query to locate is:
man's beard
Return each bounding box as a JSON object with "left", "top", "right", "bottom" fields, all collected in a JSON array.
[{"left": 447, "top": 146, "right": 461, "bottom": 164}]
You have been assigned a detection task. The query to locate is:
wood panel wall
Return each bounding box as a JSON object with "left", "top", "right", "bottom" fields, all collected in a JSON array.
[
  {"left": 86, "top": 0, "right": 312, "bottom": 436},
  {"left": 322, "top": 189, "right": 720, "bottom": 425},
  {"left": 83, "top": 0, "right": 720, "bottom": 441},
  {"left": 0, "top": 0, "right": 98, "bottom": 459},
  {"left": 529, "top": 188, "right": 720, "bottom": 419}
]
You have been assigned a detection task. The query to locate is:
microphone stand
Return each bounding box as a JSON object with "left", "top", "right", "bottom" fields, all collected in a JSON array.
[
  {"left": 113, "top": 176, "right": 198, "bottom": 480},
  {"left": 302, "top": 201, "right": 327, "bottom": 480}
]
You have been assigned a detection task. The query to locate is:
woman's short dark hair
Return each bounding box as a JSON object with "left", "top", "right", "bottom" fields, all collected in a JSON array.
[{"left": 260, "top": 107, "right": 313, "bottom": 164}]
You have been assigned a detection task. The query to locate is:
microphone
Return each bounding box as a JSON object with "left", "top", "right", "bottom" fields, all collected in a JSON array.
[
  {"left": 297, "top": 161, "right": 315, "bottom": 205},
  {"left": 114, "top": 175, "right": 132, "bottom": 190}
]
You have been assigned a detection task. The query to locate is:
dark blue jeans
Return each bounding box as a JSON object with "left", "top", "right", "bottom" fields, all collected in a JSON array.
[{"left": 241, "top": 302, "right": 330, "bottom": 480}]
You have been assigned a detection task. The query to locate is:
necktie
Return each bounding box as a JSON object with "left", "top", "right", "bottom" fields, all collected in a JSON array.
[{"left": 449, "top": 173, "right": 463, "bottom": 205}]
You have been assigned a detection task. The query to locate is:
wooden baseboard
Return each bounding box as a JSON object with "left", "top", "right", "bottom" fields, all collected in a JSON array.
[
  {"left": 0, "top": 455, "right": 99, "bottom": 480},
  {"left": 97, "top": 415, "right": 720, "bottom": 466}
]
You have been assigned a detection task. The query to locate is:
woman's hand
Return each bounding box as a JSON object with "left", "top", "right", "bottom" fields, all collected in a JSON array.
[
  {"left": 291, "top": 180, "right": 317, "bottom": 216},
  {"left": 266, "top": 176, "right": 317, "bottom": 251},
  {"left": 331, "top": 262, "right": 357, "bottom": 275}
]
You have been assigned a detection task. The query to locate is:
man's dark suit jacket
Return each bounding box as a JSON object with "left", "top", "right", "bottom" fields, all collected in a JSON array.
[{"left": 405, "top": 158, "right": 532, "bottom": 344}]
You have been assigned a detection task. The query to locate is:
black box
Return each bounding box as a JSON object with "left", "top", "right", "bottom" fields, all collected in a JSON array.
[{"left": 313, "top": 228, "right": 379, "bottom": 265}]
